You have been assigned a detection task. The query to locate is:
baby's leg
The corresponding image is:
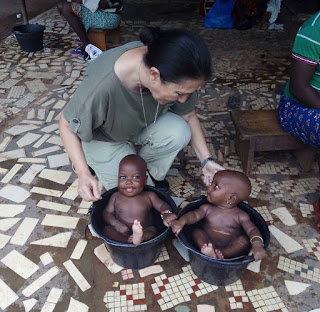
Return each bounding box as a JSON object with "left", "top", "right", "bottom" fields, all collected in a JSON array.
[
  {"left": 192, "top": 229, "right": 224, "bottom": 259},
  {"left": 103, "top": 225, "right": 130, "bottom": 243},
  {"left": 131, "top": 221, "right": 157, "bottom": 245},
  {"left": 219, "top": 235, "right": 250, "bottom": 259}
]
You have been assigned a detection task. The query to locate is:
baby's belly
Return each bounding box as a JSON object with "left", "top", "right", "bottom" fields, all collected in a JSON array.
[
  {"left": 117, "top": 212, "right": 153, "bottom": 228},
  {"left": 205, "top": 226, "right": 239, "bottom": 247}
]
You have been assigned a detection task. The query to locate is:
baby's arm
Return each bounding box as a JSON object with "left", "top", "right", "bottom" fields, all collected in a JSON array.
[
  {"left": 239, "top": 212, "right": 266, "bottom": 261},
  {"left": 103, "top": 193, "right": 130, "bottom": 235},
  {"left": 148, "top": 192, "right": 177, "bottom": 226},
  {"left": 171, "top": 204, "right": 208, "bottom": 235}
]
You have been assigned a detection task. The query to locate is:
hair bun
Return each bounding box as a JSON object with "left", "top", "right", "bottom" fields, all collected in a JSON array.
[{"left": 139, "top": 27, "right": 161, "bottom": 46}]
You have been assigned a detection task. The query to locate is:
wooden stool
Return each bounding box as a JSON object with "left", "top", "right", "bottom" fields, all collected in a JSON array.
[
  {"left": 87, "top": 27, "right": 121, "bottom": 51},
  {"left": 230, "top": 109, "right": 317, "bottom": 174}
]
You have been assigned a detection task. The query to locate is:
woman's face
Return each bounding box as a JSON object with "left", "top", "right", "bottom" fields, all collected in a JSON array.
[{"left": 149, "top": 76, "right": 204, "bottom": 104}]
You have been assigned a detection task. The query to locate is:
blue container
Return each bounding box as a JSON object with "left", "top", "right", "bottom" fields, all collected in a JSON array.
[
  {"left": 90, "top": 186, "right": 177, "bottom": 269},
  {"left": 178, "top": 196, "right": 270, "bottom": 286}
]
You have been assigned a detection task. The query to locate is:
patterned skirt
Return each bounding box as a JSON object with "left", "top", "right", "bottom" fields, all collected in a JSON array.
[
  {"left": 72, "top": 3, "right": 121, "bottom": 32},
  {"left": 278, "top": 93, "right": 320, "bottom": 149}
]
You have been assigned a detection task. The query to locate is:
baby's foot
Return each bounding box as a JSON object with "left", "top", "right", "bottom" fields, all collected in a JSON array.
[
  {"left": 132, "top": 220, "right": 143, "bottom": 245},
  {"left": 201, "top": 243, "right": 224, "bottom": 259}
]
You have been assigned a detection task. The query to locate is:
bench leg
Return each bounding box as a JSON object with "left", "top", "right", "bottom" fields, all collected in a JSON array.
[
  {"left": 295, "top": 148, "right": 316, "bottom": 172},
  {"left": 236, "top": 137, "right": 254, "bottom": 174}
]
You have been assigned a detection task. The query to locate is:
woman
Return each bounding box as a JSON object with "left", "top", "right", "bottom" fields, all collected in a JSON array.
[
  {"left": 58, "top": 0, "right": 121, "bottom": 56},
  {"left": 59, "top": 26, "right": 224, "bottom": 202},
  {"left": 277, "top": 11, "right": 320, "bottom": 232}
]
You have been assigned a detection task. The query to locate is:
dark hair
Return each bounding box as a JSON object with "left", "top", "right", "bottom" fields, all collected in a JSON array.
[{"left": 139, "top": 27, "right": 212, "bottom": 83}]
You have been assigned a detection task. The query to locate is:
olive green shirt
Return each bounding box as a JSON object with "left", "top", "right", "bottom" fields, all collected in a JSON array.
[{"left": 63, "top": 41, "right": 197, "bottom": 142}]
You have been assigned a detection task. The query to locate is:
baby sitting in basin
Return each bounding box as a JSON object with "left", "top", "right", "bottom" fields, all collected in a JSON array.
[
  {"left": 103, "top": 154, "right": 177, "bottom": 245},
  {"left": 170, "top": 170, "right": 266, "bottom": 261}
]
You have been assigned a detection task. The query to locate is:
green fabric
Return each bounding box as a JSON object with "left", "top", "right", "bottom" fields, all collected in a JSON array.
[
  {"left": 284, "top": 11, "right": 320, "bottom": 100},
  {"left": 63, "top": 41, "right": 197, "bottom": 143}
]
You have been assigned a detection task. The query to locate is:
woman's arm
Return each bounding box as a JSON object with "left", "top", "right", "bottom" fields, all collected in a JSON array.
[
  {"left": 181, "top": 110, "right": 224, "bottom": 185},
  {"left": 59, "top": 114, "right": 102, "bottom": 201},
  {"left": 289, "top": 58, "right": 320, "bottom": 109}
]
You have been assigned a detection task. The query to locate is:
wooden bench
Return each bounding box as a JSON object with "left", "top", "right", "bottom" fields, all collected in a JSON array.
[
  {"left": 87, "top": 27, "right": 121, "bottom": 51},
  {"left": 230, "top": 109, "right": 317, "bottom": 174}
]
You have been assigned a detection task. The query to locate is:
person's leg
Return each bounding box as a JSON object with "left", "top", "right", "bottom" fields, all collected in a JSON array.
[
  {"left": 219, "top": 235, "right": 250, "bottom": 259},
  {"left": 103, "top": 225, "right": 130, "bottom": 242},
  {"left": 134, "top": 112, "right": 191, "bottom": 181},
  {"left": 81, "top": 140, "right": 136, "bottom": 190},
  {"left": 278, "top": 94, "right": 320, "bottom": 148},
  {"left": 57, "top": 1, "right": 89, "bottom": 49}
]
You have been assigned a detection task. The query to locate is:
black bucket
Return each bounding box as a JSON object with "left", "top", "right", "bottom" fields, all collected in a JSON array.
[
  {"left": 12, "top": 23, "right": 45, "bottom": 52},
  {"left": 178, "top": 196, "right": 270, "bottom": 286},
  {"left": 90, "top": 186, "right": 177, "bottom": 269}
]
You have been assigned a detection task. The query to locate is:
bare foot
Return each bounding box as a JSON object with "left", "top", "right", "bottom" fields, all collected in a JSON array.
[
  {"left": 201, "top": 243, "right": 224, "bottom": 259},
  {"left": 132, "top": 220, "right": 143, "bottom": 245}
]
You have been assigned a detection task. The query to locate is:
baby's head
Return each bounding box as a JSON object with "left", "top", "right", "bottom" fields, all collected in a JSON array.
[
  {"left": 118, "top": 154, "right": 148, "bottom": 197},
  {"left": 207, "top": 170, "right": 251, "bottom": 208}
]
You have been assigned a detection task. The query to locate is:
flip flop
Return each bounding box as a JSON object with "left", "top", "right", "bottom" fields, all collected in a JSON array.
[
  {"left": 70, "top": 50, "right": 82, "bottom": 57},
  {"left": 313, "top": 199, "right": 320, "bottom": 216},
  {"left": 75, "top": 40, "right": 83, "bottom": 45}
]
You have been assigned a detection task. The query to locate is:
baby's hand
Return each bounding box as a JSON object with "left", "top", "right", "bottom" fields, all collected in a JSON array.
[
  {"left": 249, "top": 244, "right": 266, "bottom": 261},
  {"left": 170, "top": 219, "right": 185, "bottom": 236},
  {"left": 162, "top": 213, "right": 177, "bottom": 227}
]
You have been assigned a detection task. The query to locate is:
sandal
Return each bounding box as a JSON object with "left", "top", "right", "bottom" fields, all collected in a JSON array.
[{"left": 70, "top": 47, "right": 82, "bottom": 57}]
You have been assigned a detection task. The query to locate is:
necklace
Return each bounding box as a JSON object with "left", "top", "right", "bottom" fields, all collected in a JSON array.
[{"left": 138, "top": 60, "right": 159, "bottom": 146}]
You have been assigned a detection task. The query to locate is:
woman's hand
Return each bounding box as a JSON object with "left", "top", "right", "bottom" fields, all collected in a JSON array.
[
  {"left": 202, "top": 161, "right": 224, "bottom": 186},
  {"left": 77, "top": 172, "right": 102, "bottom": 202}
]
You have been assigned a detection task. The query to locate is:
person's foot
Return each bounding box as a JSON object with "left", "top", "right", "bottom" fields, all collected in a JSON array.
[
  {"left": 147, "top": 170, "right": 169, "bottom": 193},
  {"left": 201, "top": 243, "right": 224, "bottom": 259},
  {"left": 132, "top": 220, "right": 143, "bottom": 245}
]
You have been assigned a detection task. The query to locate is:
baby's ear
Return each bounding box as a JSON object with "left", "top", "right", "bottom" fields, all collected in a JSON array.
[{"left": 227, "top": 194, "right": 238, "bottom": 205}]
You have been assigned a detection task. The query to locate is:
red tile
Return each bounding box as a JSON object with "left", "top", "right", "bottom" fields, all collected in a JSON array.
[
  {"left": 155, "top": 293, "right": 163, "bottom": 300},
  {"left": 133, "top": 299, "right": 146, "bottom": 305},
  {"left": 127, "top": 295, "right": 133, "bottom": 300},
  {"left": 192, "top": 285, "right": 199, "bottom": 291},
  {"left": 190, "top": 293, "right": 197, "bottom": 299},
  {"left": 235, "top": 296, "right": 242, "bottom": 302},
  {"left": 163, "top": 278, "right": 169, "bottom": 284},
  {"left": 195, "top": 278, "right": 202, "bottom": 284},
  {"left": 159, "top": 286, "right": 165, "bottom": 292},
  {"left": 120, "top": 290, "right": 126, "bottom": 295}
]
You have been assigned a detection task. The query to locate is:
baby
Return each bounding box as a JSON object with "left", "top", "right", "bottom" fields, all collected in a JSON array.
[
  {"left": 170, "top": 170, "right": 266, "bottom": 261},
  {"left": 103, "top": 154, "right": 177, "bottom": 245}
]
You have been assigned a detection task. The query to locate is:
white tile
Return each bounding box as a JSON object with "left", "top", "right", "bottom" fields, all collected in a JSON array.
[
  {"left": 20, "top": 164, "right": 46, "bottom": 184},
  {"left": 31, "top": 232, "right": 72, "bottom": 248},
  {"left": 0, "top": 204, "right": 25, "bottom": 217},
  {"left": 23, "top": 298, "right": 38, "bottom": 312},
  {"left": 40, "top": 302, "right": 55, "bottom": 312},
  {"left": 30, "top": 186, "right": 63, "bottom": 197},
  {"left": 94, "top": 244, "right": 123, "bottom": 273},
  {"left": 27, "top": 108, "right": 36, "bottom": 119},
  {"left": 38, "top": 169, "right": 71, "bottom": 185},
  {"left": 271, "top": 207, "right": 297, "bottom": 226},
  {"left": 17, "top": 132, "right": 41, "bottom": 148},
  {"left": 0, "top": 136, "right": 12, "bottom": 152},
  {"left": 33, "top": 134, "right": 51, "bottom": 148},
  {"left": 70, "top": 239, "right": 87, "bottom": 260},
  {"left": 41, "top": 124, "right": 59, "bottom": 133},
  {"left": 46, "top": 111, "right": 55, "bottom": 123},
  {"left": 18, "top": 157, "right": 46, "bottom": 163},
  {"left": 284, "top": 280, "right": 310, "bottom": 295},
  {"left": 0, "top": 184, "right": 30, "bottom": 203},
  {"left": 1, "top": 164, "right": 23, "bottom": 183},
  {"left": 22, "top": 266, "right": 60, "bottom": 297},
  {"left": 40, "top": 252, "right": 54, "bottom": 266},
  {"left": 63, "top": 260, "right": 91, "bottom": 292},
  {"left": 0, "top": 233, "right": 11, "bottom": 249},
  {"left": 247, "top": 260, "right": 261, "bottom": 273},
  {"left": 1, "top": 250, "right": 39, "bottom": 279},
  {"left": 5, "top": 124, "right": 39, "bottom": 136},
  {"left": 269, "top": 225, "right": 303, "bottom": 253},
  {"left": 37, "top": 108, "right": 46, "bottom": 120},
  {"left": 139, "top": 265, "right": 163, "bottom": 278},
  {"left": 10, "top": 217, "right": 39, "bottom": 245},
  {"left": 32, "top": 146, "right": 60, "bottom": 157},
  {"left": 0, "top": 278, "right": 19, "bottom": 310},
  {"left": 47, "top": 153, "right": 70, "bottom": 168},
  {"left": 67, "top": 297, "right": 89, "bottom": 312},
  {"left": 37, "top": 200, "right": 71, "bottom": 213},
  {"left": 41, "top": 214, "right": 79, "bottom": 229},
  {"left": 0, "top": 218, "right": 21, "bottom": 232},
  {"left": 46, "top": 135, "right": 63, "bottom": 146},
  {"left": 53, "top": 100, "right": 66, "bottom": 109},
  {"left": 62, "top": 179, "right": 79, "bottom": 200},
  {"left": 46, "top": 287, "right": 63, "bottom": 304},
  {"left": 197, "top": 305, "right": 215, "bottom": 312},
  {"left": 0, "top": 148, "right": 26, "bottom": 162},
  {"left": 0, "top": 167, "right": 8, "bottom": 174}
]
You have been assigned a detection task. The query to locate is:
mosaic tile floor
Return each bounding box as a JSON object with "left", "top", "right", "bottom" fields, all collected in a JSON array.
[{"left": 0, "top": 1, "right": 319, "bottom": 311}]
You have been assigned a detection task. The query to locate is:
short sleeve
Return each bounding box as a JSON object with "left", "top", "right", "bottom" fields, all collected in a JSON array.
[
  {"left": 63, "top": 78, "right": 110, "bottom": 142},
  {"left": 82, "top": 0, "right": 100, "bottom": 12},
  {"left": 292, "top": 25, "right": 320, "bottom": 64},
  {"left": 170, "top": 91, "right": 198, "bottom": 115}
]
